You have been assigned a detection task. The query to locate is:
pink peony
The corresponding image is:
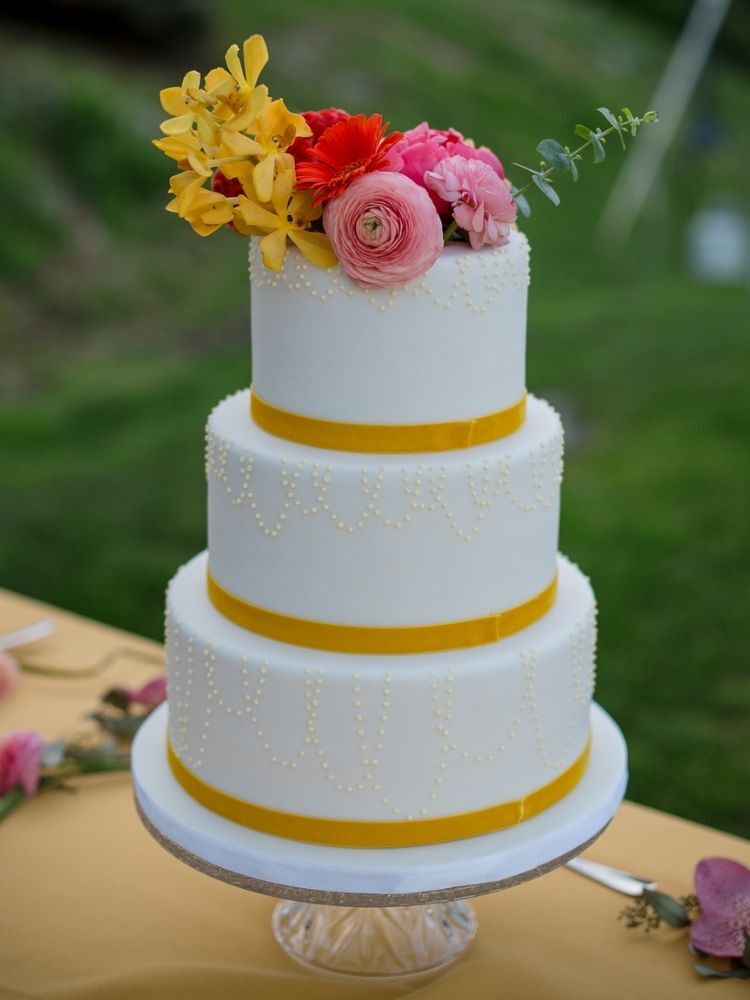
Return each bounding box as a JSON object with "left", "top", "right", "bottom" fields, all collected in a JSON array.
[
  {"left": 0, "top": 729, "right": 45, "bottom": 796},
  {"left": 425, "top": 156, "right": 517, "bottom": 250},
  {"left": 392, "top": 122, "right": 505, "bottom": 215},
  {"left": 323, "top": 171, "right": 443, "bottom": 288},
  {"left": 119, "top": 675, "right": 167, "bottom": 708},
  {"left": 690, "top": 857, "right": 750, "bottom": 958},
  {"left": 0, "top": 651, "right": 20, "bottom": 701}
]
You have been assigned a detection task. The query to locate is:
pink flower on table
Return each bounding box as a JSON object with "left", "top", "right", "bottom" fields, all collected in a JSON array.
[
  {"left": 690, "top": 857, "right": 750, "bottom": 958},
  {"left": 0, "top": 730, "right": 45, "bottom": 796},
  {"left": 0, "top": 651, "right": 20, "bottom": 701},
  {"left": 119, "top": 675, "right": 167, "bottom": 708},
  {"left": 392, "top": 122, "right": 505, "bottom": 215},
  {"left": 323, "top": 171, "right": 443, "bottom": 288},
  {"left": 425, "top": 156, "right": 517, "bottom": 250}
]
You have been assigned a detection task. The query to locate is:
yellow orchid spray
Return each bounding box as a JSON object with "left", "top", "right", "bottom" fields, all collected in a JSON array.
[
  {"left": 236, "top": 166, "right": 338, "bottom": 271},
  {"left": 239, "top": 99, "right": 311, "bottom": 202},
  {"left": 151, "top": 33, "right": 337, "bottom": 268}
]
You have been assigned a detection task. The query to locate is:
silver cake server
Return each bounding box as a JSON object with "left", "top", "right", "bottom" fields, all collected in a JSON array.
[
  {"left": 565, "top": 857, "right": 658, "bottom": 896},
  {"left": 0, "top": 619, "right": 56, "bottom": 652}
]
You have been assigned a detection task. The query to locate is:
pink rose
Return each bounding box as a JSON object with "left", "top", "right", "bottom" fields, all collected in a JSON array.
[
  {"left": 0, "top": 651, "right": 20, "bottom": 701},
  {"left": 0, "top": 729, "right": 45, "bottom": 796},
  {"left": 425, "top": 156, "right": 517, "bottom": 250},
  {"left": 392, "top": 122, "right": 505, "bottom": 215},
  {"left": 323, "top": 172, "right": 443, "bottom": 288}
]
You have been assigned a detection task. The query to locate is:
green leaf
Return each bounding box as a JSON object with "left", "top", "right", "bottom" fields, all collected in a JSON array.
[
  {"left": 510, "top": 186, "right": 531, "bottom": 217},
  {"left": 0, "top": 786, "right": 26, "bottom": 822},
  {"left": 568, "top": 157, "right": 579, "bottom": 182},
  {"left": 536, "top": 138, "right": 570, "bottom": 170},
  {"left": 694, "top": 964, "right": 750, "bottom": 979},
  {"left": 574, "top": 124, "right": 592, "bottom": 141},
  {"left": 511, "top": 162, "right": 543, "bottom": 176},
  {"left": 621, "top": 106, "right": 638, "bottom": 137},
  {"left": 643, "top": 110, "right": 659, "bottom": 122},
  {"left": 67, "top": 737, "right": 133, "bottom": 771},
  {"left": 87, "top": 710, "right": 144, "bottom": 742},
  {"left": 644, "top": 890, "right": 691, "bottom": 928},
  {"left": 532, "top": 173, "right": 560, "bottom": 206},
  {"left": 600, "top": 107, "right": 626, "bottom": 150},
  {"left": 41, "top": 739, "right": 66, "bottom": 767},
  {"left": 590, "top": 133, "right": 606, "bottom": 163}
]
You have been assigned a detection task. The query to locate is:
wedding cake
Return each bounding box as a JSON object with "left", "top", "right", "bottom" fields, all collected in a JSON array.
[
  {"left": 164, "top": 225, "right": 596, "bottom": 846},
  {"left": 151, "top": 34, "right": 621, "bottom": 849}
]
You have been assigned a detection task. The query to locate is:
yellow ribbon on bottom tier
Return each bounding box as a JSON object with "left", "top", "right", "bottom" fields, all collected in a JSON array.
[
  {"left": 167, "top": 737, "right": 591, "bottom": 848},
  {"left": 206, "top": 570, "right": 558, "bottom": 654}
]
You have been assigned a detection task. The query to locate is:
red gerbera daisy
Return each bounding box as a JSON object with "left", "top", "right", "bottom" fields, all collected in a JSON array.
[
  {"left": 289, "top": 107, "right": 350, "bottom": 164},
  {"left": 295, "top": 113, "right": 403, "bottom": 205}
]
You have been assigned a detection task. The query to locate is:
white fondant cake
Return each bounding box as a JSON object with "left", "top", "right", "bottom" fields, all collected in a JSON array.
[
  {"left": 164, "top": 232, "right": 599, "bottom": 845},
  {"left": 167, "top": 552, "right": 594, "bottom": 821}
]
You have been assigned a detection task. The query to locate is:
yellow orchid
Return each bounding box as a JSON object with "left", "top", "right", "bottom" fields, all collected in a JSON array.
[
  {"left": 159, "top": 70, "right": 227, "bottom": 147},
  {"left": 239, "top": 99, "right": 312, "bottom": 202},
  {"left": 209, "top": 130, "right": 260, "bottom": 185},
  {"left": 152, "top": 32, "right": 337, "bottom": 266},
  {"left": 207, "top": 35, "right": 271, "bottom": 131},
  {"left": 236, "top": 167, "right": 338, "bottom": 271},
  {"left": 165, "top": 172, "right": 233, "bottom": 237},
  {"left": 153, "top": 129, "right": 261, "bottom": 182},
  {"left": 152, "top": 131, "right": 211, "bottom": 177}
]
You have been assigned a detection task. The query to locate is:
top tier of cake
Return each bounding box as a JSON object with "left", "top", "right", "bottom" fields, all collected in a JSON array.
[{"left": 249, "top": 229, "right": 530, "bottom": 428}]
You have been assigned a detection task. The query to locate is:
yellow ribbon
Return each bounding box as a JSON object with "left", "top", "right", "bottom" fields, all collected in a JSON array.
[
  {"left": 167, "top": 737, "right": 590, "bottom": 848},
  {"left": 250, "top": 389, "right": 527, "bottom": 453},
  {"left": 207, "top": 570, "right": 558, "bottom": 654}
]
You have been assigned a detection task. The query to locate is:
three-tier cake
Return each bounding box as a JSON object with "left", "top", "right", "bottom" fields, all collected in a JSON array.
[{"left": 163, "top": 228, "right": 597, "bottom": 848}]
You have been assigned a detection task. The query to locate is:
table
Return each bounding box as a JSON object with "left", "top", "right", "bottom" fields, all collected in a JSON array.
[{"left": 1, "top": 585, "right": 748, "bottom": 1000}]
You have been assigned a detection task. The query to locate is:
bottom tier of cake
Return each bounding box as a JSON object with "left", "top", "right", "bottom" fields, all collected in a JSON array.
[{"left": 165, "top": 552, "right": 596, "bottom": 846}]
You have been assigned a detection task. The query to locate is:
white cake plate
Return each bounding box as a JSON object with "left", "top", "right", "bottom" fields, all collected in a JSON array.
[{"left": 133, "top": 702, "right": 627, "bottom": 978}]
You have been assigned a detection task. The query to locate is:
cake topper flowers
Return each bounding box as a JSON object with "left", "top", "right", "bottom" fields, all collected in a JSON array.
[{"left": 152, "top": 33, "right": 658, "bottom": 288}]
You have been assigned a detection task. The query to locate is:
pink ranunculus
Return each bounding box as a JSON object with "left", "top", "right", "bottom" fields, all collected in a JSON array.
[
  {"left": 323, "top": 171, "right": 444, "bottom": 288},
  {"left": 425, "top": 156, "right": 517, "bottom": 250},
  {"left": 392, "top": 122, "right": 505, "bottom": 216},
  {"left": 690, "top": 857, "right": 750, "bottom": 958},
  {"left": 0, "top": 651, "right": 20, "bottom": 701},
  {"left": 0, "top": 729, "right": 45, "bottom": 796},
  {"left": 120, "top": 675, "right": 167, "bottom": 708}
]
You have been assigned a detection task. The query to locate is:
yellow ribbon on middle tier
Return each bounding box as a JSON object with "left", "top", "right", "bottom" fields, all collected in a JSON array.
[
  {"left": 207, "top": 569, "right": 558, "bottom": 654},
  {"left": 250, "top": 388, "right": 527, "bottom": 453}
]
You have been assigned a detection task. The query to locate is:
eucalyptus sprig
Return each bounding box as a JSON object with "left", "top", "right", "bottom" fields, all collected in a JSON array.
[{"left": 511, "top": 107, "right": 659, "bottom": 215}]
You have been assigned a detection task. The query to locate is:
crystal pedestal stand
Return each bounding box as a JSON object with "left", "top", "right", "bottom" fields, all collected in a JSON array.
[{"left": 133, "top": 702, "right": 627, "bottom": 979}]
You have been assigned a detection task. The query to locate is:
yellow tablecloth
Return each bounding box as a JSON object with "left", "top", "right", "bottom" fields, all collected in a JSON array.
[{"left": 1, "top": 586, "right": 748, "bottom": 1000}]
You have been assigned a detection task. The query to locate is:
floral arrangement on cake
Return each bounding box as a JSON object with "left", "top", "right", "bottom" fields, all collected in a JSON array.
[{"left": 153, "top": 33, "right": 657, "bottom": 289}]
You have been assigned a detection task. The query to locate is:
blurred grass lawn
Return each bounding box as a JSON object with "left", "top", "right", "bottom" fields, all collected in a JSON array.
[{"left": 1, "top": 0, "right": 749, "bottom": 836}]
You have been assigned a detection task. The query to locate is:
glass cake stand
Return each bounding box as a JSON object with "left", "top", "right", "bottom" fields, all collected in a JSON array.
[{"left": 132, "top": 702, "right": 627, "bottom": 979}]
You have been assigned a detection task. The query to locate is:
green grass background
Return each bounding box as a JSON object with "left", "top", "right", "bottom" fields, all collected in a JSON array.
[{"left": 1, "top": 1, "right": 749, "bottom": 835}]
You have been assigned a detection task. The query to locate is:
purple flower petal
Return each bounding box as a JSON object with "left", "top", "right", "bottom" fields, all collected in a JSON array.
[
  {"left": 691, "top": 911, "right": 748, "bottom": 959},
  {"left": 691, "top": 857, "right": 750, "bottom": 958},
  {"left": 695, "top": 857, "right": 750, "bottom": 916}
]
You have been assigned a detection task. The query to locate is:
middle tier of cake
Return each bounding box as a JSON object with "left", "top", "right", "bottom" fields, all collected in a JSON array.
[{"left": 207, "top": 389, "right": 563, "bottom": 629}]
